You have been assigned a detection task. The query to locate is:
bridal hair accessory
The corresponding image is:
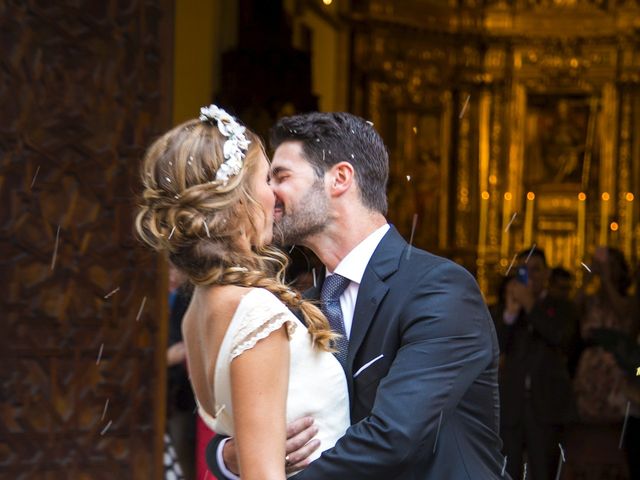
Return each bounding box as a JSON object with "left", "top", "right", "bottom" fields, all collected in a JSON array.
[{"left": 199, "top": 104, "right": 250, "bottom": 185}]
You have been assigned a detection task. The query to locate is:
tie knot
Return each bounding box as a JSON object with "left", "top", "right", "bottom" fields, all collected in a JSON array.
[{"left": 321, "top": 273, "right": 351, "bottom": 303}]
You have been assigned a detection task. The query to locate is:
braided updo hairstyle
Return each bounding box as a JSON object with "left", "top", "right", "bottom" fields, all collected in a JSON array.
[{"left": 135, "top": 115, "right": 336, "bottom": 351}]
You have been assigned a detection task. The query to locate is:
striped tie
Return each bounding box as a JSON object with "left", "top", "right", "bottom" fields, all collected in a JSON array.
[{"left": 320, "top": 273, "right": 351, "bottom": 367}]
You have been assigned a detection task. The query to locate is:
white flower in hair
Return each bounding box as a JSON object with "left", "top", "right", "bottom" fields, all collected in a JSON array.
[{"left": 199, "top": 104, "right": 250, "bottom": 185}]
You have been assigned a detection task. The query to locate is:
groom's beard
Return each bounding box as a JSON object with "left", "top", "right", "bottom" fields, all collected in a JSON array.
[{"left": 273, "top": 179, "right": 329, "bottom": 246}]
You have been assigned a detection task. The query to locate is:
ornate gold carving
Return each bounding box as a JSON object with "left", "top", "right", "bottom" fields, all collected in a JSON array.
[
  {"left": 619, "top": 91, "right": 632, "bottom": 257},
  {"left": 349, "top": 0, "right": 640, "bottom": 289}
]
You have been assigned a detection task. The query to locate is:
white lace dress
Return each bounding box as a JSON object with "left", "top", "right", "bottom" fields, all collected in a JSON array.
[{"left": 198, "top": 288, "right": 349, "bottom": 474}]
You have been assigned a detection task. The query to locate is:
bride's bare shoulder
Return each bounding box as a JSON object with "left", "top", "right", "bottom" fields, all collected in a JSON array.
[{"left": 199, "top": 284, "right": 255, "bottom": 312}]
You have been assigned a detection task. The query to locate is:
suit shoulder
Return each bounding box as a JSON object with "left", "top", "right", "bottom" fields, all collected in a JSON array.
[{"left": 403, "top": 249, "right": 476, "bottom": 282}]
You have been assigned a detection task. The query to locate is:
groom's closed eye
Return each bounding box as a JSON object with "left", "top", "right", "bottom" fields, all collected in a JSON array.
[{"left": 270, "top": 166, "right": 291, "bottom": 183}]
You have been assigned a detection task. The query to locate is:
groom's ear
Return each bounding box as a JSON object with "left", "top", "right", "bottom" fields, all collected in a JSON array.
[{"left": 328, "top": 161, "right": 354, "bottom": 197}]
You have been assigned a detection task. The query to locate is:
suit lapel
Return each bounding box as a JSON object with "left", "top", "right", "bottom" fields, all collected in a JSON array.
[{"left": 346, "top": 226, "right": 406, "bottom": 375}]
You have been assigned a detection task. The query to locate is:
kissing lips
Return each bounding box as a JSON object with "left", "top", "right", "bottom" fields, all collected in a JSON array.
[{"left": 274, "top": 200, "right": 284, "bottom": 220}]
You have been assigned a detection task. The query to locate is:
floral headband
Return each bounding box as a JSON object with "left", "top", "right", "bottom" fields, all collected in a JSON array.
[{"left": 199, "top": 104, "right": 250, "bottom": 185}]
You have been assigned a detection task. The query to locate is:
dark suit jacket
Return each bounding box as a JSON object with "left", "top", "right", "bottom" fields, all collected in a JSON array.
[
  {"left": 207, "top": 226, "right": 508, "bottom": 479},
  {"left": 491, "top": 295, "right": 577, "bottom": 427}
]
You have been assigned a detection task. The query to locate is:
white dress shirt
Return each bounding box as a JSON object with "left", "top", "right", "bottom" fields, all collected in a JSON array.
[{"left": 326, "top": 223, "right": 390, "bottom": 338}]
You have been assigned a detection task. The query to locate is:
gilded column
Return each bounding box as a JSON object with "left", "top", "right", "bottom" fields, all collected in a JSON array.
[
  {"left": 503, "top": 79, "right": 526, "bottom": 258},
  {"left": 599, "top": 82, "right": 618, "bottom": 246},
  {"left": 439, "top": 91, "right": 453, "bottom": 251},
  {"left": 619, "top": 90, "right": 632, "bottom": 258},
  {"left": 477, "top": 90, "right": 491, "bottom": 293},
  {"left": 488, "top": 89, "right": 502, "bottom": 250},
  {"left": 456, "top": 90, "right": 471, "bottom": 248}
]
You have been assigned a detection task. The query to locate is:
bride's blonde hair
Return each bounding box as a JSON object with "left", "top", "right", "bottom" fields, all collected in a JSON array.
[{"left": 135, "top": 116, "right": 336, "bottom": 351}]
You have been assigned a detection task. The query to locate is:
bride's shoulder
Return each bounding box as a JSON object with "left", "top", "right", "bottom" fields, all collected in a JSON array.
[
  {"left": 205, "top": 284, "right": 252, "bottom": 306},
  {"left": 204, "top": 285, "right": 285, "bottom": 313}
]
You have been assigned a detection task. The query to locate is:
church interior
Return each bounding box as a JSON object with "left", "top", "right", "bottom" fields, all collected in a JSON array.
[{"left": 2, "top": 0, "right": 639, "bottom": 478}]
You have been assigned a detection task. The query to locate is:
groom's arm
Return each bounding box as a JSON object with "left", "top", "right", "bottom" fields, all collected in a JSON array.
[
  {"left": 293, "top": 261, "right": 496, "bottom": 479},
  {"left": 205, "top": 434, "right": 237, "bottom": 480}
]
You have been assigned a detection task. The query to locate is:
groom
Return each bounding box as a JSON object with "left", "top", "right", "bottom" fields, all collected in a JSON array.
[{"left": 207, "top": 112, "right": 509, "bottom": 479}]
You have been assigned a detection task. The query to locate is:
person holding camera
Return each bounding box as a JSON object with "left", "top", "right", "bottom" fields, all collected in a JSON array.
[{"left": 491, "top": 247, "right": 578, "bottom": 480}]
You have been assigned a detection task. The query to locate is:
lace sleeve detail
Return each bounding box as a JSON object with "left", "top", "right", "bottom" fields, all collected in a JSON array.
[{"left": 230, "top": 293, "right": 297, "bottom": 360}]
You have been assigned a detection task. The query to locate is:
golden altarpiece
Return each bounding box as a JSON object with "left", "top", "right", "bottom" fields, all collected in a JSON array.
[{"left": 348, "top": 0, "right": 640, "bottom": 301}]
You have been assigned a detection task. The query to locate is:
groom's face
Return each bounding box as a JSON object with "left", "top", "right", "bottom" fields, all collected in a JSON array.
[{"left": 270, "top": 141, "right": 330, "bottom": 245}]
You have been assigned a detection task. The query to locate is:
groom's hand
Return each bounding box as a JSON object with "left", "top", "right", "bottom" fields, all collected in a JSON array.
[
  {"left": 220, "top": 416, "right": 320, "bottom": 476},
  {"left": 221, "top": 438, "right": 239, "bottom": 475},
  {"left": 285, "top": 416, "right": 320, "bottom": 474}
]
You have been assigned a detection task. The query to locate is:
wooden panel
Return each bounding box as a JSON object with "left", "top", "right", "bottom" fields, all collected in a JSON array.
[{"left": 0, "top": 1, "right": 173, "bottom": 478}]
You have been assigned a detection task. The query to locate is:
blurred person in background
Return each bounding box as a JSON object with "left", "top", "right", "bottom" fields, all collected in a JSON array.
[
  {"left": 548, "top": 266, "right": 573, "bottom": 302},
  {"left": 570, "top": 247, "right": 637, "bottom": 479},
  {"left": 491, "top": 247, "right": 577, "bottom": 480},
  {"left": 167, "top": 263, "right": 196, "bottom": 479}
]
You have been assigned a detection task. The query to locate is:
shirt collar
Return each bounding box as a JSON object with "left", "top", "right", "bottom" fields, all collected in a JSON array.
[{"left": 327, "top": 224, "right": 390, "bottom": 285}]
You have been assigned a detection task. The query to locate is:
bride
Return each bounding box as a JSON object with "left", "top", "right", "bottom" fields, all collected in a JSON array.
[{"left": 135, "top": 105, "right": 349, "bottom": 479}]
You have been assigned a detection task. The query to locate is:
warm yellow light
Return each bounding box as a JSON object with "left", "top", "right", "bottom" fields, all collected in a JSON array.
[
  {"left": 578, "top": 192, "right": 586, "bottom": 201},
  {"left": 626, "top": 192, "right": 634, "bottom": 202},
  {"left": 610, "top": 222, "right": 619, "bottom": 231},
  {"left": 527, "top": 192, "right": 535, "bottom": 201},
  {"left": 481, "top": 191, "right": 490, "bottom": 200},
  {"left": 504, "top": 192, "right": 512, "bottom": 201},
  {"left": 322, "top": 0, "right": 333, "bottom": 4},
  {"left": 602, "top": 192, "right": 610, "bottom": 201},
  {"left": 489, "top": 175, "right": 497, "bottom": 185}
]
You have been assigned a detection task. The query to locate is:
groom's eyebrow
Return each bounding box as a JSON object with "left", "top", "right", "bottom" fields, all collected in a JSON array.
[{"left": 271, "top": 166, "right": 291, "bottom": 176}]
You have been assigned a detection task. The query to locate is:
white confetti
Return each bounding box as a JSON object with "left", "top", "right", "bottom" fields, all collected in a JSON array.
[
  {"left": 501, "top": 456, "right": 507, "bottom": 476},
  {"left": 406, "top": 175, "right": 411, "bottom": 182},
  {"left": 525, "top": 243, "right": 537, "bottom": 263},
  {"left": 104, "top": 287, "right": 120, "bottom": 299},
  {"left": 459, "top": 95, "right": 471, "bottom": 119},
  {"left": 406, "top": 214, "right": 418, "bottom": 260},
  {"left": 96, "top": 343, "right": 104, "bottom": 365},
  {"left": 101, "top": 399, "right": 110, "bottom": 421},
  {"left": 203, "top": 221, "right": 210, "bottom": 238},
  {"left": 30, "top": 165, "right": 41, "bottom": 189},
  {"left": 581, "top": 262, "right": 591, "bottom": 273},
  {"left": 168, "top": 225, "right": 176, "bottom": 239},
  {"left": 554, "top": 443, "right": 566, "bottom": 480},
  {"left": 100, "top": 420, "right": 113, "bottom": 436},
  {"left": 433, "top": 411, "right": 443, "bottom": 453},
  {"left": 136, "top": 296, "right": 147, "bottom": 321},
  {"left": 505, "top": 253, "right": 518, "bottom": 276},
  {"left": 619, "top": 401, "right": 631, "bottom": 449},
  {"left": 504, "top": 212, "right": 518, "bottom": 232},
  {"left": 312, "top": 268, "right": 317, "bottom": 288},
  {"left": 366, "top": 120, "right": 374, "bottom": 126},
  {"left": 51, "top": 225, "right": 61, "bottom": 271}
]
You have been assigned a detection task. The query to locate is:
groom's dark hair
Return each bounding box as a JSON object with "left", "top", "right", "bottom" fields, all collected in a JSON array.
[{"left": 270, "top": 112, "right": 389, "bottom": 215}]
